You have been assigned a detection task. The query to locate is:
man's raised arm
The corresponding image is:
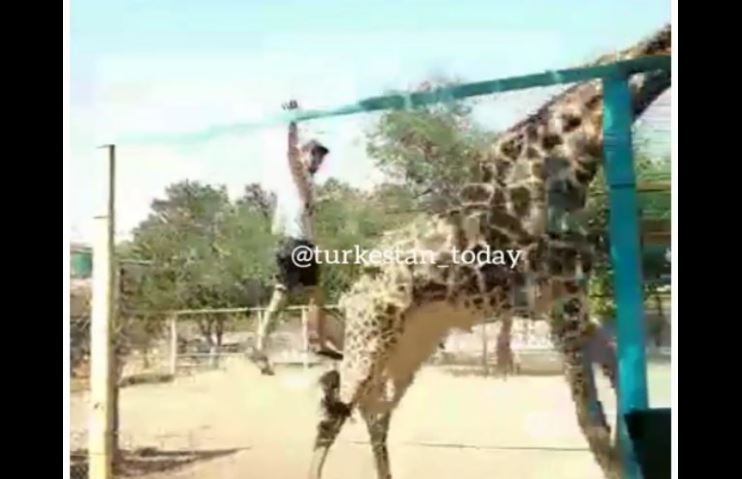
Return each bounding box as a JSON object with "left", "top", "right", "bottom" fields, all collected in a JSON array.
[{"left": 282, "top": 100, "right": 311, "bottom": 205}]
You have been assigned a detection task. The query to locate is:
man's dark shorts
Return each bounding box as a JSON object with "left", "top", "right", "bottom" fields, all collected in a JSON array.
[{"left": 275, "top": 237, "right": 319, "bottom": 291}]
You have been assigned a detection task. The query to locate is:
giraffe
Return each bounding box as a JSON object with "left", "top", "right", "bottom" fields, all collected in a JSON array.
[{"left": 308, "top": 24, "right": 671, "bottom": 479}]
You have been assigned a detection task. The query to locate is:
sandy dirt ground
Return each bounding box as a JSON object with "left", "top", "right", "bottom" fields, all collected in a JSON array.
[{"left": 70, "top": 360, "right": 670, "bottom": 479}]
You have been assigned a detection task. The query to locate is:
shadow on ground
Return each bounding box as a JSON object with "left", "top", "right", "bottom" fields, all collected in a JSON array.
[
  {"left": 438, "top": 364, "right": 560, "bottom": 378},
  {"left": 118, "top": 373, "right": 175, "bottom": 388},
  {"left": 70, "top": 447, "right": 245, "bottom": 478}
]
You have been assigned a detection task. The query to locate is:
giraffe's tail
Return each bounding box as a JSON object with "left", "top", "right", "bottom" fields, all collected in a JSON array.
[
  {"left": 318, "top": 370, "right": 352, "bottom": 419},
  {"left": 310, "top": 370, "right": 353, "bottom": 478}
]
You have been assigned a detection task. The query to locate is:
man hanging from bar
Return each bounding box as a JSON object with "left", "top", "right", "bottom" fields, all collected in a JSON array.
[{"left": 249, "top": 100, "right": 344, "bottom": 375}]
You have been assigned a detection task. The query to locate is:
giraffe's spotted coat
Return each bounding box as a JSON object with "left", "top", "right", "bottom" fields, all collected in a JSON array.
[{"left": 309, "top": 24, "right": 671, "bottom": 479}]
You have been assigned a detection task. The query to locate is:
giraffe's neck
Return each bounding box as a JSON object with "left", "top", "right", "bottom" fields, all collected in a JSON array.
[{"left": 458, "top": 24, "right": 670, "bottom": 240}]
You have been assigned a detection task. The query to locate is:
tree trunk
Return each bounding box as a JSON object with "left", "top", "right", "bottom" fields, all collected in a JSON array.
[
  {"left": 496, "top": 316, "right": 515, "bottom": 378},
  {"left": 652, "top": 289, "right": 665, "bottom": 347},
  {"left": 111, "top": 342, "right": 126, "bottom": 471},
  {"left": 205, "top": 316, "right": 218, "bottom": 368},
  {"left": 197, "top": 317, "right": 216, "bottom": 368},
  {"left": 214, "top": 316, "right": 224, "bottom": 367},
  {"left": 142, "top": 349, "right": 150, "bottom": 370}
]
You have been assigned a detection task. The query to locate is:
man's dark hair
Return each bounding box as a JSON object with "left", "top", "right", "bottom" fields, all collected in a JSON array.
[{"left": 305, "top": 140, "right": 329, "bottom": 157}]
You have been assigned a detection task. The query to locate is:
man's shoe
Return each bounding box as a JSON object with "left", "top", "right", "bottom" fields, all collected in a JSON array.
[
  {"left": 310, "top": 345, "right": 343, "bottom": 361},
  {"left": 248, "top": 350, "right": 275, "bottom": 375}
]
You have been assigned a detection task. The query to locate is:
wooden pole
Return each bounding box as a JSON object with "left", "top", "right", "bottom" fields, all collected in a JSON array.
[
  {"left": 301, "top": 308, "right": 309, "bottom": 370},
  {"left": 169, "top": 315, "right": 178, "bottom": 376},
  {"left": 481, "top": 323, "right": 489, "bottom": 376},
  {"left": 89, "top": 144, "right": 118, "bottom": 477},
  {"left": 89, "top": 215, "right": 114, "bottom": 479},
  {"left": 256, "top": 310, "right": 264, "bottom": 351},
  {"left": 107, "top": 145, "right": 120, "bottom": 462}
]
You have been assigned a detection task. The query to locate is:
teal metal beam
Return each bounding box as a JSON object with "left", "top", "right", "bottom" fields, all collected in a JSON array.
[
  {"left": 124, "top": 55, "right": 670, "bottom": 145},
  {"left": 603, "top": 76, "right": 650, "bottom": 479}
]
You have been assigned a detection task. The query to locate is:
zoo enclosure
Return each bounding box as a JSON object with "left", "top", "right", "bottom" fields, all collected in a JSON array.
[{"left": 83, "top": 54, "right": 671, "bottom": 479}]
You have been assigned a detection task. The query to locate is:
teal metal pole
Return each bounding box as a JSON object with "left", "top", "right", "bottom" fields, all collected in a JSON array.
[{"left": 602, "top": 76, "right": 649, "bottom": 478}]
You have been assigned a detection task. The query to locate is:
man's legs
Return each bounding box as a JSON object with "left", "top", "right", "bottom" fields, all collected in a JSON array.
[
  {"left": 251, "top": 237, "right": 342, "bottom": 374},
  {"left": 307, "top": 286, "right": 343, "bottom": 359},
  {"left": 252, "top": 283, "right": 289, "bottom": 375}
]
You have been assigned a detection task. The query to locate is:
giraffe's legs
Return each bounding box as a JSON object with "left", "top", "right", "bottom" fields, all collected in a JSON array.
[
  {"left": 577, "top": 299, "right": 618, "bottom": 434},
  {"left": 578, "top": 289, "right": 621, "bottom": 452},
  {"left": 309, "top": 316, "right": 398, "bottom": 479},
  {"left": 552, "top": 298, "right": 621, "bottom": 479},
  {"left": 585, "top": 323, "right": 620, "bottom": 448},
  {"left": 562, "top": 348, "right": 621, "bottom": 479},
  {"left": 358, "top": 373, "right": 413, "bottom": 479},
  {"left": 580, "top": 341, "right": 610, "bottom": 435},
  {"left": 361, "top": 408, "right": 393, "bottom": 479},
  {"left": 589, "top": 325, "right": 618, "bottom": 390}
]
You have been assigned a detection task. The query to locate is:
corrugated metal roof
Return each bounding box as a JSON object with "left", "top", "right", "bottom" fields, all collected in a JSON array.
[{"left": 70, "top": 242, "right": 92, "bottom": 253}]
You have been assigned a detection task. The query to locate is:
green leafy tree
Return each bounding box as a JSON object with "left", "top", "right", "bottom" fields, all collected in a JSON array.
[
  {"left": 366, "top": 79, "right": 498, "bottom": 213},
  {"left": 586, "top": 152, "right": 670, "bottom": 342},
  {"left": 313, "top": 179, "right": 417, "bottom": 302},
  {"left": 122, "top": 180, "right": 276, "bottom": 349}
]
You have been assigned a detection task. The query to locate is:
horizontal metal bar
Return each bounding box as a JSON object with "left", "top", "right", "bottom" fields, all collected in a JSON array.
[
  {"left": 123, "top": 55, "right": 670, "bottom": 145},
  {"left": 121, "top": 305, "right": 341, "bottom": 317},
  {"left": 292, "top": 55, "right": 670, "bottom": 122}
]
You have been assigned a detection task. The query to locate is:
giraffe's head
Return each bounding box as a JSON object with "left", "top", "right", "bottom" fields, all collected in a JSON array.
[
  {"left": 468, "top": 24, "right": 671, "bottom": 236},
  {"left": 545, "top": 23, "right": 671, "bottom": 213}
]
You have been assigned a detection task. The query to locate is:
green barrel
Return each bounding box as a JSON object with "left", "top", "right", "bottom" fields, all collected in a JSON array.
[{"left": 70, "top": 248, "right": 92, "bottom": 278}]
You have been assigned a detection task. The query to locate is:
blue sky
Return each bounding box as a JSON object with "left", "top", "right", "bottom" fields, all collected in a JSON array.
[{"left": 69, "top": 0, "right": 671, "bottom": 241}]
